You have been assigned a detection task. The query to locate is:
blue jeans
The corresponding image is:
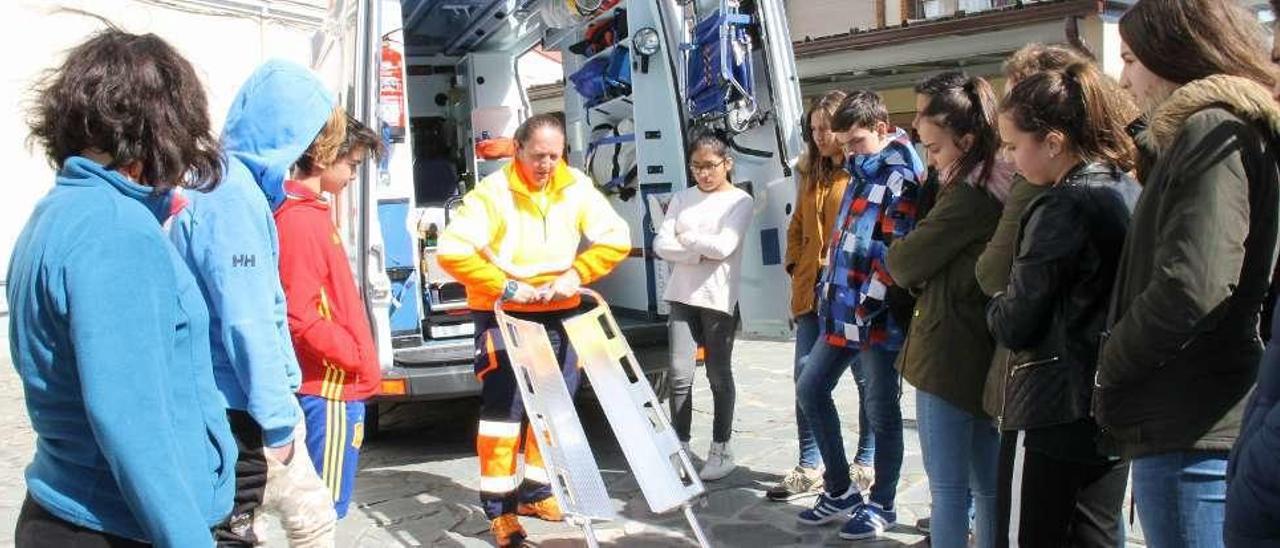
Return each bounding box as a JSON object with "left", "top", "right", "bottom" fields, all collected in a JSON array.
[
  {"left": 917, "top": 389, "right": 1000, "bottom": 548},
  {"left": 1132, "top": 451, "right": 1229, "bottom": 548},
  {"left": 795, "top": 340, "right": 902, "bottom": 507},
  {"left": 794, "top": 313, "right": 874, "bottom": 469}
]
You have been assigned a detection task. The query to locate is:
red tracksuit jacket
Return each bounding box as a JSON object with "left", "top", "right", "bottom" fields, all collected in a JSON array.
[{"left": 276, "top": 181, "right": 381, "bottom": 401}]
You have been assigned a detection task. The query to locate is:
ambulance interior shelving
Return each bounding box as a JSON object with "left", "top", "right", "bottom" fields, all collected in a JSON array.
[{"left": 314, "top": 0, "right": 803, "bottom": 419}]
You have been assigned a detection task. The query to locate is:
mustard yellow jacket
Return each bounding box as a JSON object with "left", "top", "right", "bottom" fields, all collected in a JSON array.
[{"left": 785, "top": 166, "right": 849, "bottom": 318}]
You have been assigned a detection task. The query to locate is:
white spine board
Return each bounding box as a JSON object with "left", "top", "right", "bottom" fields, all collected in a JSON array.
[
  {"left": 495, "top": 311, "right": 616, "bottom": 522},
  {"left": 562, "top": 293, "right": 706, "bottom": 514}
]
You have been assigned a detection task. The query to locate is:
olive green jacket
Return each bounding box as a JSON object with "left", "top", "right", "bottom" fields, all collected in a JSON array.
[
  {"left": 887, "top": 181, "right": 1002, "bottom": 416},
  {"left": 1097, "top": 75, "right": 1280, "bottom": 457}
]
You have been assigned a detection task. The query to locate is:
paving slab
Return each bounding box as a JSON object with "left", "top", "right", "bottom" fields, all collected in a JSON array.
[{"left": 0, "top": 332, "right": 1149, "bottom": 547}]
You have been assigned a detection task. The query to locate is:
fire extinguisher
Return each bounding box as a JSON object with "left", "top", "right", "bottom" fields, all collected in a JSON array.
[{"left": 380, "top": 38, "right": 407, "bottom": 142}]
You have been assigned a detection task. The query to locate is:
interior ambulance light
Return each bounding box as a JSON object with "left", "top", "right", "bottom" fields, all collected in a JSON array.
[
  {"left": 634, "top": 27, "right": 661, "bottom": 56},
  {"left": 634, "top": 27, "right": 660, "bottom": 74}
]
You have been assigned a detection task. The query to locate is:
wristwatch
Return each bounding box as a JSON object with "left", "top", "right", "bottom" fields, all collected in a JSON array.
[{"left": 502, "top": 280, "right": 519, "bottom": 300}]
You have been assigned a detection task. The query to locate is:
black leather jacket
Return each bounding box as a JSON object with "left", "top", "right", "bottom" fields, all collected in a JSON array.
[{"left": 986, "top": 162, "right": 1140, "bottom": 431}]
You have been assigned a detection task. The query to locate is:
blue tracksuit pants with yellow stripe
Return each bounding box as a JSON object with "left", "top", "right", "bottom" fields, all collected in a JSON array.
[
  {"left": 473, "top": 310, "right": 581, "bottom": 519},
  {"left": 299, "top": 394, "right": 365, "bottom": 518}
]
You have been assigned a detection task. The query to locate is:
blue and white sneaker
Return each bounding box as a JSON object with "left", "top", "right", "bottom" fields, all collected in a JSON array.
[
  {"left": 838, "top": 502, "right": 897, "bottom": 540},
  {"left": 796, "top": 486, "right": 862, "bottom": 526}
]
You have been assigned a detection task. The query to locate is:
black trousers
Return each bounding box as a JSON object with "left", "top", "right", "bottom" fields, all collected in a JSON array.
[
  {"left": 15, "top": 495, "right": 151, "bottom": 548},
  {"left": 214, "top": 410, "right": 270, "bottom": 547},
  {"left": 996, "top": 429, "right": 1129, "bottom": 548},
  {"left": 668, "top": 302, "right": 737, "bottom": 443}
]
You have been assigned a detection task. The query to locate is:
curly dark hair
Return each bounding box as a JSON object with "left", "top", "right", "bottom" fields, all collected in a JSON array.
[{"left": 26, "top": 29, "right": 222, "bottom": 192}]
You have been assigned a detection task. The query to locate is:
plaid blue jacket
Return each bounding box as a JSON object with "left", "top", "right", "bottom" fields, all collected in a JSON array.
[{"left": 817, "top": 128, "right": 925, "bottom": 350}]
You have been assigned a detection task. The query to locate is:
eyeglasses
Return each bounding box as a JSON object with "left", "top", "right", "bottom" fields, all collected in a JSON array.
[{"left": 689, "top": 159, "right": 727, "bottom": 173}]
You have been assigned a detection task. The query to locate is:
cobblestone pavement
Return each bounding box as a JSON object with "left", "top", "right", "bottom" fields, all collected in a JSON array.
[
  {"left": 311, "top": 338, "right": 934, "bottom": 547},
  {"left": 0, "top": 330, "right": 1145, "bottom": 547},
  {"left": 272, "top": 339, "right": 935, "bottom": 547}
]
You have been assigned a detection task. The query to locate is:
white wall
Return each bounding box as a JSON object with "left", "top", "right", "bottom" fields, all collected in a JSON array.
[
  {"left": 1079, "top": 13, "right": 1124, "bottom": 79},
  {"left": 0, "top": 0, "right": 326, "bottom": 303},
  {"left": 786, "top": 0, "right": 877, "bottom": 40}
]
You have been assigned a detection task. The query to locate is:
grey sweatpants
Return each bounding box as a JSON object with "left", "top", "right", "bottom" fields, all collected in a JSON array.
[{"left": 667, "top": 301, "right": 737, "bottom": 443}]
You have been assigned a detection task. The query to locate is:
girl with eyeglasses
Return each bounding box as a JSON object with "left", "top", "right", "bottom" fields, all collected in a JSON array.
[{"left": 653, "top": 130, "right": 754, "bottom": 481}]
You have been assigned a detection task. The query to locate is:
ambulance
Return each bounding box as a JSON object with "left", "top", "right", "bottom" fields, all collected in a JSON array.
[{"left": 311, "top": 0, "right": 805, "bottom": 431}]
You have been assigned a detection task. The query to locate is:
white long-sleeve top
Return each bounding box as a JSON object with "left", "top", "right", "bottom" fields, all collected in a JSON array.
[{"left": 652, "top": 184, "right": 754, "bottom": 316}]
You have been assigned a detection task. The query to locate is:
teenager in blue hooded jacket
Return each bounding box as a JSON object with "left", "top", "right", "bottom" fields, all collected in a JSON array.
[
  {"left": 9, "top": 30, "right": 235, "bottom": 548},
  {"left": 169, "top": 59, "right": 342, "bottom": 547}
]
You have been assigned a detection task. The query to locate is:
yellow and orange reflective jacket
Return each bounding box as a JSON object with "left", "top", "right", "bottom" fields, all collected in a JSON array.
[{"left": 437, "top": 160, "right": 631, "bottom": 312}]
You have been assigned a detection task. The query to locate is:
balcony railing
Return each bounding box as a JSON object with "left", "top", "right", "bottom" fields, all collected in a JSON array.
[{"left": 909, "top": 0, "right": 1024, "bottom": 21}]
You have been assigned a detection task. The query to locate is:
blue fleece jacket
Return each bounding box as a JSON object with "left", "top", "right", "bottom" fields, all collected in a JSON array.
[
  {"left": 169, "top": 60, "right": 335, "bottom": 446},
  {"left": 7, "top": 157, "right": 237, "bottom": 547}
]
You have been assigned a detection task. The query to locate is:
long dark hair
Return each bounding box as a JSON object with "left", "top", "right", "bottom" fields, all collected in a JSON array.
[
  {"left": 1001, "top": 62, "right": 1138, "bottom": 174},
  {"left": 799, "top": 90, "right": 847, "bottom": 189},
  {"left": 1120, "top": 0, "right": 1275, "bottom": 89},
  {"left": 27, "top": 29, "right": 222, "bottom": 192},
  {"left": 915, "top": 71, "right": 1000, "bottom": 187}
]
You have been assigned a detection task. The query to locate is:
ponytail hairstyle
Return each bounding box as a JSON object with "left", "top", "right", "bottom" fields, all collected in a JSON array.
[
  {"left": 799, "top": 90, "right": 848, "bottom": 189},
  {"left": 1000, "top": 62, "right": 1137, "bottom": 173},
  {"left": 514, "top": 113, "right": 566, "bottom": 145},
  {"left": 915, "top": 71, "right": 1001, "bottom": 187},
  {"left": 1002, "top": 43, "right": 1091, "bottom": 87}
]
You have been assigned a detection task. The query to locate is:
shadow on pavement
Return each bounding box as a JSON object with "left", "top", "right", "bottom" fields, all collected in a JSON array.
[{"left": 351, "top": 393, "right": 929, "bottom": 546}]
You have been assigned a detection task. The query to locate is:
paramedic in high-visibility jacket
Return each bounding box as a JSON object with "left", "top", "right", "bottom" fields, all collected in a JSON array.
[{"left": 437, "top": 113, "right": 630, "bottom": 548}]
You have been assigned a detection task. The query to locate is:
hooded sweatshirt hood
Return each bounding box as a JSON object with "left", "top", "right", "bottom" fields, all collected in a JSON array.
[
  {"left": 1146, "top": 74, "right": 1280, "bottom": 154},
  {"left": 852, "top": 128, "right": 926, "bottom": 181},
  {"left": 222, "top": 59, "right": 336, "bottom": 209}
]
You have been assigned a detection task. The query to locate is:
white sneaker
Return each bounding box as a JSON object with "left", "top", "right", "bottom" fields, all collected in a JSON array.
[{"left": 698, "top": 441, "right": 736, "bottom": 481}]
